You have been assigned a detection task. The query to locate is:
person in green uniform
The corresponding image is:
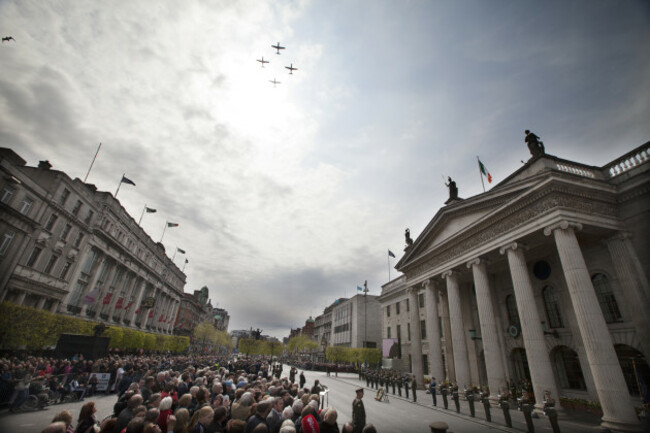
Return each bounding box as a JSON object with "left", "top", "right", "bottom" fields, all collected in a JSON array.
[{"left": 352, "top": 387, "right": 366, "bottom": 433}]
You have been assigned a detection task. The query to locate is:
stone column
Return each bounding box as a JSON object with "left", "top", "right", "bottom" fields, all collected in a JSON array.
[
  {"left": 606, "top": 233, "right": 650, "bottom": 357},
  {"left": 438, "top": 287, "right": 455, "bottom": 382},
  {"left": 36, "top": 296, "right": 47, "bottom": 310},
  {"left": 15, "top": 290, "right": 27, "bottom": 306},
  {"left": 500, "top": 242, "right": 560, "bottom": 411},
  {"left": 167, "top": 300, "right": 179, "bottom": 334},
  {"left": 125, "top": 279, "right": 146, "bottom": 324},
  {"left": 442, "top": 270, "right": 471, "bottom": 388},
  {"left": 424, "top": 279, "right": 444, "bottom": 381},
  {"left": 407, "top": 287, "right": 424, "bottom": 387},
  {"left": 467, "top": 258, "right": 507, "bottom": 399},
  {"left": 545, "top": 222, "right": 640, "bottom": 431},
  {"left": 50, "top": 300, "right": 60, "bottom": 313},
  {"left": 92, "top": 260, "right": 116, "bottom": 315}
]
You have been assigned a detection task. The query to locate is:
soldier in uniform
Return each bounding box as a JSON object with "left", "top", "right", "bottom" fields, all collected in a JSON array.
[
  {"left": 396, "top": 373, "right": 402, "bottom": 397},
  {"left": 412, "top": 375, "right": 417, "bottom": 403},
  {"left": 390, "top": 374, "right": 396, "bottom": 395},
  {"left": 352, "top": 387, "right": 366, "bottom": 433},
  {"left": 403, "top": 374, "right": 410, "bottom": 399}
]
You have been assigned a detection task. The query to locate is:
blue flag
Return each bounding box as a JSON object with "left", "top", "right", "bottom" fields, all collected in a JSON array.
[
  {"left": 388, "top": 250, "right": 395, "bottom": 258},
  {"left": 121, "top": 175, "right": 136, "bottom": 186},
  {"left": 357, "top": 286, "right": 363, "bottom": 292}
]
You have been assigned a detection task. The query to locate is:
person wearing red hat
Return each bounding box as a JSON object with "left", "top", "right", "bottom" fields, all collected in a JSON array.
[{"left": 301, "top": 413, "right": 320, "bottom": 433}]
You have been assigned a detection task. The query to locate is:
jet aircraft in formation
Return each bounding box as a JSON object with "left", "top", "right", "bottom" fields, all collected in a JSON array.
[
  {"left": 2, "top": 36, "right": 15, "bottom": 43},
  {"left": 269, "top": 78, "right": 281, "bottom": 87},
  {"left": 257, "top": 57, "right": 269, "bottom": 67}
]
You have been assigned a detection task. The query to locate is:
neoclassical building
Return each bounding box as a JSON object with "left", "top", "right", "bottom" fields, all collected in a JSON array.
[
  {"left": 381, "top": 142, "right": 649, "bottom": 432},
  {"left": 0, "top": 148, "right": 184, "bottom": 335}
]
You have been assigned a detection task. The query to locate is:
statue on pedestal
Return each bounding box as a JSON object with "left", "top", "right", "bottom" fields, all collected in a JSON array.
[{"left": 405, "top": 228, "right": 414, "bottom": 247}]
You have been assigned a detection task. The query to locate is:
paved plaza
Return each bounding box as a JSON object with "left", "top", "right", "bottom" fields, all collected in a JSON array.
[{"left": 0, "top": 365, "right": 604, "bottom": 433}]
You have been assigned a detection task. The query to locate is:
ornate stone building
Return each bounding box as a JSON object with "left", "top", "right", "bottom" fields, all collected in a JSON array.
[
  {"left": 0, "top": 148, "right": 184, "bottom": 335},
  {"left": 382, "top": 142, "right": 649, "bottom": 432}
]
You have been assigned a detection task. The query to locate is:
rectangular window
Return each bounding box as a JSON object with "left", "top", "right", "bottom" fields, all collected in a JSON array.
[
  {"left": 407, "top": 323, "right": 411, "bottom": 341},
  {"left": 406, "top": 298, "right": 410, "bottom": 312},
  {"left": 421, "top": 319, "right": 427, "bottom": 339},
  {"left": 61, "top": 224, "right": 72, "bottom": 241},
  {"left": 74, "top": 232, "right": 84, "bottom": 248},
  {"left": 423, "top": 355, "right": 429, "bottom": 375},
  {"left": 84, "top": 210, "right": 94, "bottom": 225},
  {"left": 397, "top": 325, "right": 401, "bottom": 341},
  {"left": 0, "top": 231, "right": 15, "bottom": 255},
  {"left": 26, "top": 246, "right": 42, "bottom": 267},
  {"left": 20, "top": 197, "right": 33, "bottom": 215},
  {"left": 419, "top": 293, "right": 425, "bottom": 308},
  {"left": 396, "top": 301, "right": 401, "bottom": 315},
  {"left": 44, "top": 254, "right": 59, "bottom": 274},
  {"left": 60, "top": 261, "right": 72, "bottom": 280},
  {"left": 387, "top": 326, "right": 391, "bottom": 339},
  {"left": 1, "top": 187, "right": 15, "bottom": 204},
  {"left": 72, "top": 200, "right": 82, "bottom": 216},
  {"left": 59, "top": 188, "right": 70, "bottom": 206},
  {"left": 45, "top": 214, "right": 58, "bottom": 231},
  {"left": 386, "top": 305, "right": 391, "bottom": 317},
  {"left": 438, "top": 317, "right": 443, "bottom": 338}
]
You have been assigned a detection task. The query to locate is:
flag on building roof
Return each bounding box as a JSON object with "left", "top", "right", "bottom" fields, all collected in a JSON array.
[
  {"left": 177, "top": 247, "right": 186, "bottom": 254},
  {"left": 185, "top": 258, "right": 189, "bottom": 264},
  {"left": 478, "top": 158, "right": 492, "bottom": 183},
  {"left": 167, "top": 222, "right": 179, "bottom": 227},
  {"left": 357, "top": 286, "right": 363, "bottom": 292},
  {"left": 145, "top": 207, "right": 157, "bottom": 213},
  {"left": 388, "top": 250, "right": 396, "bottom": 258},
  {"left": 121, "top": 175, "right": 136, "bottom": 186}
]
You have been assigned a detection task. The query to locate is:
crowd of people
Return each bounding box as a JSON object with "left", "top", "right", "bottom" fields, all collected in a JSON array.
[{"left": 1, "top": 353, "right": 378, "bottom": 433}]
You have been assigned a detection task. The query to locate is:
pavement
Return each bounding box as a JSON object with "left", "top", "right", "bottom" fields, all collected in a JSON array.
[{"left": 0, "top": 366, "right": 607, "bottom": 433}]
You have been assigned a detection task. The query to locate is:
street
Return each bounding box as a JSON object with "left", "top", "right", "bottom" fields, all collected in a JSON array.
[{"left": 0, "top": 365, "right": 602, "bottom": 433}]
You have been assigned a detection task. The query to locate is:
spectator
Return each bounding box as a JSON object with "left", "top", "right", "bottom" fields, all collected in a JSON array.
[
  {"left": 75, "top": 401, "right": 98, "bottom": 433},
  {"left": 51, "top": 409, "right": 75, "bottom": 433}
]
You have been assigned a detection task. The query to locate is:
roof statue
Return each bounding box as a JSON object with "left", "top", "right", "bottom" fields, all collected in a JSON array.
[
  {"left": 525, "top": 130, "right": 545, "bottom": 158},
  {"left": 445, "top": 176, "right": 458, "bottom": 200},
  {"left": 405, "top": 228, "right": 414, "bottom": 249}
]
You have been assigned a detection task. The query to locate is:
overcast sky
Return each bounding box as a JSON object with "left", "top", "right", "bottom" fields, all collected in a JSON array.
[{"left": 1, "top": 0, "right": 649, "bottom": 339}]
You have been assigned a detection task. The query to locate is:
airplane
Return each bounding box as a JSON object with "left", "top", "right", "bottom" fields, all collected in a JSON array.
[
  {"left": 269, "top": 78, "right": 281, "bottom": 87},
  {"left": 271, "top": 42, "right": 285, "bottom": 54},
  {"left": 285, "top": 64, "right": 298, "bottom": 74},
  {"left": 256, "top": 57, "right": 269, "bottom": 67},
  {"left": 2, "top": 36, "right": 15, "bottom": 43}
]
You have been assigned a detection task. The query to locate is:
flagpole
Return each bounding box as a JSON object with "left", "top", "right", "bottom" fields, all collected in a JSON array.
[
  {"left": 138, "top": 204, "right": 147, "bottom": 225},
  {"left": 84, "top": 142, "right": 102, "bottom": 183},
  {"left": 477, "top": 156, "right": 485, "bottom": 193},
  {"left": 160, "top": 221, "right": 168, "bottom": 243},
  {"left": 182, "top": 260, "right": 188, "bottom": 272},
  {"left": 115, "top": 173, "right": 125, "bottom": 198},
  {"left": 172, "top": 248, "right": 177, "bottom": 261}
]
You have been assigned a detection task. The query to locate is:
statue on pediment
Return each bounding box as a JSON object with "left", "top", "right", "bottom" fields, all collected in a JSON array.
[
  {"left": 525, "top": 130, "right": 545, "bottom": 157},
  {"left": 405, "top": 228, "right": 414, "bottom": 247},
  {"left": 445, "top": 177, "right": 458, "bottom": 200}
]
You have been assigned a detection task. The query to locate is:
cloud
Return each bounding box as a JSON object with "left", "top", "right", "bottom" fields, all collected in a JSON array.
[{"left": 1, "top": 0, "right": 649, "bottom": 339}]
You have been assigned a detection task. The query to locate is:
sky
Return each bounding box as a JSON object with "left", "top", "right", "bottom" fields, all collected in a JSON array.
[{"left": 1, "top": 0, "right": 649, "bottom": 339}]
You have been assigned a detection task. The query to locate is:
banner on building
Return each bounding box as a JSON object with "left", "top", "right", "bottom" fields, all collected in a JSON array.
[{"left": 382, "top": 338, "right": 399, "bottom": 358}]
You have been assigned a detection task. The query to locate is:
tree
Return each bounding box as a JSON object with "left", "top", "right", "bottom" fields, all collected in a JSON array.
[
  {"left": 287, "top": 335, "right": 319, "bottom": 354},
  {"left": 193, "top": 321, "right": 218, "bottom": 352}
]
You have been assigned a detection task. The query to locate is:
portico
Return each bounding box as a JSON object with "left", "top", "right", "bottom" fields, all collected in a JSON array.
[{"left": 382, "top": 143, "right": 649, "bottom": 432}]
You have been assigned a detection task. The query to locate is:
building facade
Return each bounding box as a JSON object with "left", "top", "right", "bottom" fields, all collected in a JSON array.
[
  {"left": 331, "top": 294, "right": 381, "bottom": 348},
  {"left": 384, "top": 143, "right": 649, "bottom": 432},
  {"left": 0, "top": 148, "right": 184, "bottom": 335}
]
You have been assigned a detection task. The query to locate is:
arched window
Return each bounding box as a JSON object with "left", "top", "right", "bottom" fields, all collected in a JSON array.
[
  {"left": 592, "top": 273, "right": 622, "bottom": 323},
  {"left": 552, "top": 346, "right": 586, "bottom": 390},
  {"left": 506, "top": 295, "right": 520, "bottom": 328},
  {"left": 543, "top": 286, "right": 563, "bottom": 328},
  {"left": 615, "top": 344, "right": 650, "bottom": 395}
]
